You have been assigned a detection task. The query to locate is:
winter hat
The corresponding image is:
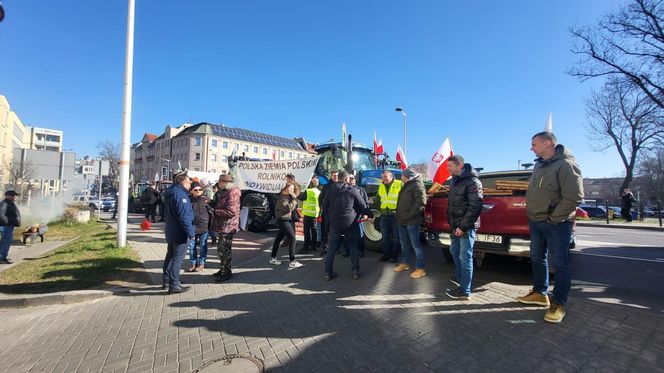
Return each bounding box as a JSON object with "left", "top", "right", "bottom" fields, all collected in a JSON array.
[{"left": 402, "top": 168, "right": 417, "bottom": 179}]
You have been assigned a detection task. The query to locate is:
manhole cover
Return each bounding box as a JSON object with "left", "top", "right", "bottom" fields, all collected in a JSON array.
[{"left": 193, "top": 355, "right": 264, "bottom": 373}]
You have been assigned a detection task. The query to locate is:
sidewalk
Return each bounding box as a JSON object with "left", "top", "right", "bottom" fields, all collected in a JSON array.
[
  {"left": 0, "top": 213, "right": 661, "bottom": 372},
  {"left": 0, "top": 239, "right": 73, "bottom": 275},
  {"left": 577, "top": 218, "right": 664, "bottom": 231}
]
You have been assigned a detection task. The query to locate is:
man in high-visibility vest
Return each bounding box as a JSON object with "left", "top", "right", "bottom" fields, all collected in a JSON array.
[
  {"left": 374, "top": 170, "right": 402, "bottom": 262},
  {"left": 298, "top": 175, "right": 321, "bottom": 253}
]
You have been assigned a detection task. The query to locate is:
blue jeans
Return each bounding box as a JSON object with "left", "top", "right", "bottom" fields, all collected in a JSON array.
[
  {"left": 326, "top": 226, "right": 360, "bottom": 274},
  {"left": 380, "top": 214, "right": 400, "bottom": 258},
  {"left": 0, "top": 226, "right": 14, "bottom": 260},
  {"left": 398, "top": 224, "right": 425, "bottom": 269},
  {"left": 188, "top": 232, "right": 209, "bottom": 265},
  {"left": 529, "top": 220, "right": 573, "bottom": 306},
  {"left": 163, "top": 241, "right": 188, "bottom": 288},
  {"left": 450, "top": 228, "right": 476, "bottom": 295}
]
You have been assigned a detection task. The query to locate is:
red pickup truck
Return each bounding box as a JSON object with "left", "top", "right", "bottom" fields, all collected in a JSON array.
[{"left": 424, "top": 170, "right": 533, "bottom": 266}]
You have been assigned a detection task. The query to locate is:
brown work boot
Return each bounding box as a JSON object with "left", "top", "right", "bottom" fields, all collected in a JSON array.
[
  {"left": 544, "top": 301, "right": 566, "bottom": 323},
  {"left": 410, "top": 268, "right": 427, "bottom": 279},
  {"left": 194, "top": 264, "right": 205, "bottom": 272},
  {"left": 516, "top": 291, "right": 550, "bottom": 307},
  {"left": 394, "top": 263, "right": 410, "bottom": 272},
  {"left": 186, "top": 265, "right": 196, "bottom": 272}
]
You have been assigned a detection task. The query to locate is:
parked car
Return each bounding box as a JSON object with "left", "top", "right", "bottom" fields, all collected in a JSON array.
[
  {"left": 607, "top": 206, "right": 622, "bottom": 219},
  {"left": 579, "top": 206, "right": 607, "bottom": 219},
  {"left": 644, "top": 208, "right": 663, "bottom": 218},
  {"left": 575, "top": 207, "right": 589, "bottom": 219},
  {"left": 88, "top": 198, "right": 114, "bottom": 212}
]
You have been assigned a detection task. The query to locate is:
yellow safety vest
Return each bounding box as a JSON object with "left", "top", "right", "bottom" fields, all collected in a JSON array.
[
  {"left": 302, "top": 188, "right": 321, "bottom": 217},
  {"left": 378, "top": 180, "right": 402, "bottom": 211}
]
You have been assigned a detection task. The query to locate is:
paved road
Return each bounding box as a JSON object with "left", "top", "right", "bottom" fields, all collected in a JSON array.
[{"left": 0, "top": 220, "right": 662, "bottom": 372}]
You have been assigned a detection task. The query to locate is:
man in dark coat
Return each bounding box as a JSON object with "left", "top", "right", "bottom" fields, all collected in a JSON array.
[
  {"left": 141, "top": 183, "right": 160, "bottom": 223},
  {"left": 322, "top": 171, "right": 370, "bottom": 281},
  {"left": 210, "top": 173, "right": 241, "bottom": 282},
  {"left": 319, "top": 170, "right": 339, "bottom": 255},
  {"left": 621, "top": 188, "right": 637, "bottom": 222},
  {"left": 443, "top": 156, "right": 483, "bottom": 300},
  {"left": 162, "top": 170, "right": 195, "bottom": 294},
  {"left": 394, "top": 168, "right": 427, "bottom": 279},
  {"left": 0, "top": 190, "right": 21, "bottom": 264}
]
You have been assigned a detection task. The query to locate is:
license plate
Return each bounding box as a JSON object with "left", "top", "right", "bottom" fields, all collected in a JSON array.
[{"left": 476, "top": 234, "right": 503, "bottom": 244}]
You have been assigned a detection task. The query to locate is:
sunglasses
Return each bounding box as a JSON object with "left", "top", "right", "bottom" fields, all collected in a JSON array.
[{"left": 192, "top": 188, "right": 202, "bottom": 192}]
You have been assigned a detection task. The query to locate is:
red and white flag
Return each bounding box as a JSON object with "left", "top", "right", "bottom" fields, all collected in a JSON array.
[
  {"left": 396, "top": 145, "right": 408, "bottom": 170},
  {"left": 373, "top": 130, "right": 384, "bottom": 155},
  {"left": 427, "top": 137, "right": 454, "bottom": 185}
]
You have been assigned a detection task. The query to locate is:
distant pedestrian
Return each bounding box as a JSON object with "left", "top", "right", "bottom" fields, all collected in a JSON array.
[
  {"left": 186, "top": 181, "right": 211, "bottom": 272},
  {"left": 443, "top": 156, "right": 483, "bottom": 300},
  {"left": 280, "top": 173, "right": 301, "bottom": 248},
  {"left": 323, "top": 171, "right": 370, "bottom": 281},
  {"left": 516, "top": 131, "right": 583, "bottom": 323},
  {"left": 298, "top": 175, "right": 321, "bottom": 254},
  {"left": 621, "top": 188, "right": 636, "bottom": 222},
  {"left": 394, "top": 168, "right": 428, "bottom": 279},
  {"left": 0, "top": 190, "right": 21, "bottom": 264},
  {"left": 270, "top": 183, "right": 304, "bottom": 268},
  {"left": 162, "top": 170, "right": 195, "bottom": 294},
  {"left": 210, "top": 173, "right": 241, "bottom": 282},
  {"left": 374, "top": 170, "right": 401, "bottom": 262},
  {"left": 111, "top": 191, "right": 119, "bottom": 220},
  {"left": 141, "top": 183, "right": 160, "bottom": 223}
]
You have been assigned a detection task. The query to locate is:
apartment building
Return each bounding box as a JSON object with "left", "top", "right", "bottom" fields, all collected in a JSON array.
[
  {"left": 0, "top": 95, "right": 28, "bottom": 187},
  {"left": 131, "top": 122, "right": 314, "bottom": 183},
  {"left": 25, "top": 126, "right": 63, "bottom": 152}
]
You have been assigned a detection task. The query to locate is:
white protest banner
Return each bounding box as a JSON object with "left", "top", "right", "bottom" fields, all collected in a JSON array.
[{"left": 235, "top": 156, "right": 321, "bottom": 192}]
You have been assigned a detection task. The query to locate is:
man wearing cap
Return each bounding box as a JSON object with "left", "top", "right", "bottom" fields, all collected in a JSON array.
[
  {"left": 162, "top": 170, "right": 195, "bottom": 294},
  {"left": 0, "top": 190, "right": 21, "bottom": 264},
  {"left": 516, "top": 131, "right": 583, "bottom": 323},
  {"left": 210, "top": 173, "right": 241, "bottom": 282},
  {"left": 394, "top": 168, "right": 427, "bottom": 279}
]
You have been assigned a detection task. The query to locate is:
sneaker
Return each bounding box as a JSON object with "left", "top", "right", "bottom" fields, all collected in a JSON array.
[
  {"left": 212, "top": 270, "right": 223, "bottom": 278},
  {"left": 186, "top": 265, "right": 197, "bottom": 272},
  {"left": 194, "top": 264, "right": 205, "bottom": 272},
  {"left": 544, "top": 301, "right": 566, "bottom": 323},
  {"left": 288, "top": 261, "right": 304, "bottom": 269},
  {"left": 0, "top": 258, "right": 12, "bottom": 264},
  {"left": 324, "top": 272, "right": 338, "bottom": 281},
  {"left": 410, "top": 268, "right": 427, "bottom": 279},
  {"left": 445, "top": 288, "right": 470, "bottom": 300},
  {"left": 269, "top": 257, "right": 282, "bottom": 265},
  {"left": 516, "top": 291, "right": 550, "bottom": 307},
  {"left": 450, "top": 276, "right": 460, "bottom": 287},
  {"left": 394, "top": 263, "right": 411, "bottom": 272},
  {"left": 352, "top": 272, "right": 360, "bottom": 280}
]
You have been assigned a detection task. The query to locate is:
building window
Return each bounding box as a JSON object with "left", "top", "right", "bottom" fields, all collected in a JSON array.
[
  {"left": 297, "top": 154, "right": 300, "bottom": 158},
  {"left": 46, "top": 134, "right": 60, "bottom": 142},
  {"left": 194, "top": 167, "right": 200, "bottom": 171},
  {"left": 209, "top": 168, "right": 216, "bottom": 173},
  {"left": 253, "top": 146, "right": 258, "bottom": 153},
  {"left": 211, "top": 154, "right": 217, "bottom": 161},
  {"left": 234, "top": 144, "right": 239, "bottom": 151},
  {"left": 288, "top": 152, "right": 293, "bottom": 159},
  {"left": 195, "top": 153, "right": 200, "bottom": 161},
  {"left": 211, "top": 139, "right": 218, "bottom": 148},
  {"left": 263, "top": 148, "right": 268, "bottom": 155},
  {"left": 194, "top": 137, "right": 202, "bottom": 146},
  {"left": 280, "top": 150, "right": 285, "bottom": 157},
  {"left": 243, "top": 144, "right": 249, "bottom": 152},
  {"left": 223, "top": 141, "right": 229, "bottom": 149},
  {"left": 222, "top": 156, "right": 228, "bottom": 163}
]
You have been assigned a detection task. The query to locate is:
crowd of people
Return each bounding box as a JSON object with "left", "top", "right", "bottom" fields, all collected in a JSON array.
[{"left": 158, "top": 131, "right": 583, "bottom": 324}]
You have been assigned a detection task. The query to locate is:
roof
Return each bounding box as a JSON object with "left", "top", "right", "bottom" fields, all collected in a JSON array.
[
  {"left": 142, "top": 133, "right": 158, "bottom": 142},
  {"left": 177, "top": 122, "right": 306, "bottom": 151}
]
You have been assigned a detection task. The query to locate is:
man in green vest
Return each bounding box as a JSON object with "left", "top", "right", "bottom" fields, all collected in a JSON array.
[
  {"left": 374, "top": 170, "right": 402, "bottom": 262},
  {"left": 298, "top": 175, "right": 321, "bottom": 253}
]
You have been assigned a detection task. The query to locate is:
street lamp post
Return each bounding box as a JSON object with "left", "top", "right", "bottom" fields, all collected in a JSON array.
[{"left": 395, "top": 107, "right": 407, "bottom": 158}]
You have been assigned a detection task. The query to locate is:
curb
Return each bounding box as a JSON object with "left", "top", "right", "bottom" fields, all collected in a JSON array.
[
  {"left": 0, "top": 288, "right": 132, "bottom": 309},
  {"left": 576, "top": 221, "right": 664, "bottom": 231}
]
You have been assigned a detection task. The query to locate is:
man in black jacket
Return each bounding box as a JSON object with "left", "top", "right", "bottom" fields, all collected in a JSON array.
[
  {"left": 0, "top": 190, "right": 21, "bottom": 264},
  {"left": 141, "top": 183, "right": 160, "bottom": 223},
  {"left": 444, "top": 156, "right": 483, "bottom": 300},
  {"left": 187, "top": 181, "right": 211, "bottom": 272},
  {"left": 322, "top": 171, "right": 370, "bottom": 280}
]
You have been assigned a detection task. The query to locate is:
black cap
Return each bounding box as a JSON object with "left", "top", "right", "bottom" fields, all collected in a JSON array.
[{"left": 5, "top": 190, "right": 20, "bottom": 196}]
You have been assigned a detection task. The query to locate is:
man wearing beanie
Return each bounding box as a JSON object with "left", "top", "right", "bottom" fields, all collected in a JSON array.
[{"left": 394, "top": 168, "right": 427, "bottom": 279}]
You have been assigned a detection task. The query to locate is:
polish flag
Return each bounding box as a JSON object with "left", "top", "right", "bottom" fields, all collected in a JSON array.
[
  {"left": 272, "top": 150, "right": 276, "bottom": 160},
  {"left": 427, "top": 137, "right": 454, "bottom": 186},
  {"left": 396, "top": 145, "right": 408, "bottom": 170}
]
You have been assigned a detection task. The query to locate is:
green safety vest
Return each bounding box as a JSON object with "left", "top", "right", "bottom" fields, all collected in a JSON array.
[
  {"left": 302, "top": 188, "right": 321, "bottom": 217},
  {"left": 378, "top": 180, "right": 402, "bottom": 211}
]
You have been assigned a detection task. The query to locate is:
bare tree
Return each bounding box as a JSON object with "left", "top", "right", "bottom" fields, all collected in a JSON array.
[
  {"left": 638, "top": 146, "right": 664, "bottom": 203},
  {"left": 570, "top": 0, "right": 664, "bottom": 109},
  {"left": 409, "top": 159, "right": 429, "bottom": 180},
  {"left": 6, "top": 159, "right": 38, "bottom": 196},
  {"left": 585, "top": 78, "right": 664, "bottom": 192},
  {"left": 96, "top": 140, "right": 120, "bottom": 187}
]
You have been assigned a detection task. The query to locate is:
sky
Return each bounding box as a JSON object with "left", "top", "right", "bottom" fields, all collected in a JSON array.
[{"left": 0, "top": 0, "right": 628, "bottom": 178}]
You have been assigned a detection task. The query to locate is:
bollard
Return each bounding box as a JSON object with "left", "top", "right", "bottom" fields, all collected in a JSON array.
[
  {"left": 658, "top": 200, "right": 662, "bottom": 228},
  {"left": 605, "top": 200, "right": 610, "bottom": 225}
]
